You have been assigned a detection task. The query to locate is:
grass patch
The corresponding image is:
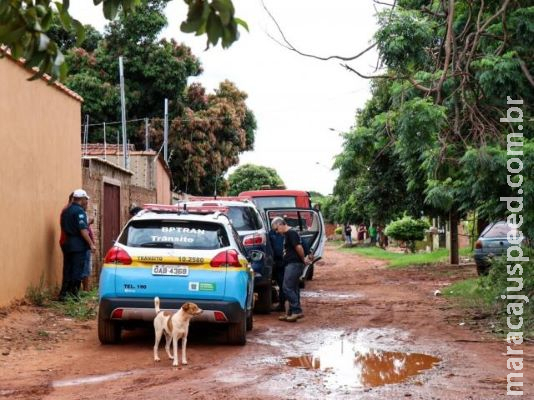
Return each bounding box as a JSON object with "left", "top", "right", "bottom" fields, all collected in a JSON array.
[
  {"left": 443, "top": 278, "right": 496, "bottom": 306},
  {"left": 444, "top": 271, "right": 533, "bottom": 339},
  {"left": 26, "top": 282, "right": 98, "bottom": 321},
  {"left": 339, "top": 246, "right": 472, "bottom": 268},
  {"left": 50, "top": 289, "right": 98, "bottom": 321}
]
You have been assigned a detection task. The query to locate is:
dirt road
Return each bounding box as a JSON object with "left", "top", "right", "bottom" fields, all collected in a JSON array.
[{"left": 0, "top": 243, "right": 531, "bottom": 399}]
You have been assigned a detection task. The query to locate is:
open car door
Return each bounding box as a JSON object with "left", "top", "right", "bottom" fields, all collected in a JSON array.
[{"left": 264, "top": 208, "right": 326, "bottom": 284}]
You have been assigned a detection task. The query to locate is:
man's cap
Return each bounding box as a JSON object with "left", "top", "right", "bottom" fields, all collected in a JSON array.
[{"left": 72, "top": 189, "right": 90, "bottom": 199}]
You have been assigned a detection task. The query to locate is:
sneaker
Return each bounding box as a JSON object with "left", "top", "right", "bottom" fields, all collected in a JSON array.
[
  {"left": 282, "top": 313, "right": 304, "bottom": 322},
  {"left": 278, "top": 314, "right": 296, "bottom": 322}
]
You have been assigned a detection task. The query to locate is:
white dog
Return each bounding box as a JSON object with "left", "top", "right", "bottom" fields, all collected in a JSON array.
[{"left": 153, "top": 297, "right": 203, "bottom": 366}]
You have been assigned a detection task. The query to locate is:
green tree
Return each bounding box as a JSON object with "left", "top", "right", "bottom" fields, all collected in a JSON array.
[
  {"left": 60, "top": 1, "right": 256, "bottom": 195},
  {"left": 227, "top": 164, "right": 284, "bottom": 196},
  {"left": 0, "top": 0, "right": 247, "bottom": 81},
  {"left": 333, "top": 1, "right": 533, "bottom": 263}
]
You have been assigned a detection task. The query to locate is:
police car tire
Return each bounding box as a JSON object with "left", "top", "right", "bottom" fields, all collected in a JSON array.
[
  {"left": 98, "top": 314, "right": 121, "bottom": 344},
  {"left": 253, "top": 284, "right": 272, "bottom": 314},
  {"left": 228, "top": 312, "right": 247, "bottom": 345}
]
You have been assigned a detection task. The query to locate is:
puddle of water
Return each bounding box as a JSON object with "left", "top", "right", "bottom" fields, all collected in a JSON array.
[
  {"left": 286, "top": 338, "right": 440, "bottom": 388},
  {"left": 51, "top": 370, "right": 139, "bottom": 388}
]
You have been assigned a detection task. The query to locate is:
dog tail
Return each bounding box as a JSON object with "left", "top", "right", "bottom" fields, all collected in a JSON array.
[{"left": 154, "top": 296, "right": 161, "bottom": 314}]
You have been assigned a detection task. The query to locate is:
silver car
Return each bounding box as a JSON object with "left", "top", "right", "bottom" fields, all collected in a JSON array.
[{"left": 474, "top": 221, "right": 524, "bottom": 276}]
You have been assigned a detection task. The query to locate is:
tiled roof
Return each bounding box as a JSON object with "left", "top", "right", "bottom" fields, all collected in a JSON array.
[
  {"left": 1, "top": 46, "right": 83, "bottom": 103},
  {"left": 82, "top": 143, "right": 157, "bottom": 156}
]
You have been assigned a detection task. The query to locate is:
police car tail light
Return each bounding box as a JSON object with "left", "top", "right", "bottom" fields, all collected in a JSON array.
[
  {"left": 104, "top": 246, "right": 132, "bottom": 265},
  {"left": 210, "top": 250, "right": 240, "bottom": 268},
  {"left": 242, "top": 233, "right": 266, "bottom": 246},
  {"left": 214, "top": 311, "right": 228, "bottom": 322},
  {"left": 475, "top": 240, "right": 483, "bottom": 249}
]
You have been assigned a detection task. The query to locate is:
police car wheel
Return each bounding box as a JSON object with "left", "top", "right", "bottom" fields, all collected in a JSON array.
[
  {"left": 228, "top": 311, "right": 247, "bottom": 345},
  {"left": 98, "top": 314, "right": 121, "bottom": 344}
]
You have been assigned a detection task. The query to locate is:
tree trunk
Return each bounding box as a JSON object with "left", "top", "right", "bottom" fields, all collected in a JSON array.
[{"left": 449, "top": 210, "right": 459, "bottom": 265}]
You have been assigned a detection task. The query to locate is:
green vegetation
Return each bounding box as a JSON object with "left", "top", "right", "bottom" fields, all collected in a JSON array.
[
  {"left": 444, "top": 258, "right": 534, "bottom": 338},
  {"left": 340, "top": 245, "right": 471, "bottom": 268},
  {"left": 50, "top": 290, "right": 98, "bottom": 321},
  {"left": 0, "top": 0, "right": 245, "bottom": 81},
  {"left": 227, "top": 164, "right": 284, "bottom": 195},
  {"left": 26, "top": 284, "right": 98, "bottom": 321},
  {"left": 329, "top": 0, "right": 533, "bottom": 255},
  {"left": 385, "top": 216, "right": 430, "bottom": 253}
]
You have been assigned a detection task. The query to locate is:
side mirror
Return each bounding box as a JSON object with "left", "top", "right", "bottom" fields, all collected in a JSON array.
[{"left": 248, "top": 250, "right": 264, "bottom": 262}]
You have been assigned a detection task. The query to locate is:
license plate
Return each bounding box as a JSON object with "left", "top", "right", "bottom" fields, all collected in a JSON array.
[{"left": 152, "top": 265, "right": 189, "bottom": 276}]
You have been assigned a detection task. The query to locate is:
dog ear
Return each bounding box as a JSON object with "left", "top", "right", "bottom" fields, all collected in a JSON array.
[{"left": 181, "top": 303, "right": 191, "bottom": 312}]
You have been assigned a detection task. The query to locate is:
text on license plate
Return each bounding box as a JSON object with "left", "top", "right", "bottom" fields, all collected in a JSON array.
[{"left": 152, "top": 265, "right": 189, "bottom": 276}]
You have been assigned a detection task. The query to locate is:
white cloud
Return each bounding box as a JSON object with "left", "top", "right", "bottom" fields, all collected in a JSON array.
[{"left": 70, "top": 0, "right": 381, "bottom": 195}]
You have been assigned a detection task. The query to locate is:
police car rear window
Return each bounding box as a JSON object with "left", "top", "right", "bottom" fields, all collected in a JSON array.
[{"left": 119, "top": 220, "right": 230, "bottom": 249}]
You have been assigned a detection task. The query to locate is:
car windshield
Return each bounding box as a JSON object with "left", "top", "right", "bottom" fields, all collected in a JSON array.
[
  {"left": 482, "top": 222, "right": 514, "bottom": 238},
  {"left": 118, "top": 220, "right": 230, "bottom": 249},
  {"left": 227, "top": 206, "right": 263, "bottom": 231},
  {"left": 253, "top": 196, "right": 296, "bottom": 210}
]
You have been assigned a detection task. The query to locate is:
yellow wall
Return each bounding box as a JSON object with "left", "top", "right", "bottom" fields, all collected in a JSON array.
[{"left": 0, "top": 57, "right": 82, "bottom": 306}]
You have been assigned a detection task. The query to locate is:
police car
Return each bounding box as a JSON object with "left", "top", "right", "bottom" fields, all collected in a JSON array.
[{"left": 97, "top": 204, "right": 258, "bottom": 345}]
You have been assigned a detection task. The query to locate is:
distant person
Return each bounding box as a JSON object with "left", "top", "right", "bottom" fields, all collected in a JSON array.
[
  {"left": 269, "top": 226, "right": 286, "bottom": 312},
  {"left": 271, "top": 217, "right": 311, "bottom": 322},
  {"left": 369, "top": 224, "right": 377, "bottom": 245},
  {"left": 378, "top": 225, "right": 388, "bottom": 249},
  {"left": 357, "top": 222, "right": 367, "bottom": 242},
  {"left": 344, "top": 223, "right": 352, "bottom": 245},
  {"left": 59, "top": 189, "right": 95, "bottom": 300}
]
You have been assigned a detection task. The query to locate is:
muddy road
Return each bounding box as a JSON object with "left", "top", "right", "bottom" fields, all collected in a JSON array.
[{"left": 0, "top": 243, "right": 531, "bottom": 399}]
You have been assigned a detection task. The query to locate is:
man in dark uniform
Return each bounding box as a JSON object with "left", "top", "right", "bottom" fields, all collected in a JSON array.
[
  {"left": 271, "top": 216, "right": 311, "bottom": 322},
  {"left": 59, "top": 189, "right": 95, "bottom": 300},
  {"left": 268, "top": 227, "right": 286, "bottom": 312}
]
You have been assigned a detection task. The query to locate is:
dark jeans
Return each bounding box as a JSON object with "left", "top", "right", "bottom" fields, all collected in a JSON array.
[
  {"left": 282, "top": 262, "right": 304, "bottom": 315},
  {"left": 273, "top": 259, "right": 286, "bottom": 308},
  {"left": 59, "top": 251, "right": 85, "bottom": 298}
]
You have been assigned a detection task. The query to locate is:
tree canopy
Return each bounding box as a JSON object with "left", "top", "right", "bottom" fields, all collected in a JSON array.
[
  {"left": 0, "top": 0, "right": 247, "bottom": 81},
  {"left": 332, "top": 0, "right": 533, "bottom": 248},
  {"left": 60, "top": 0, "right": 256, "bottom": 194},
  {"left": 227, "top": 164, "right": 284, "bottom": 196}
]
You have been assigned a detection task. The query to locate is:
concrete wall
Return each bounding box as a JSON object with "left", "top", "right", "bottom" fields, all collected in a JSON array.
[
  {"left": 130, "top": 185, "right": 157, "bottom": 209},
  {"left": 0, "top": 56, "right": 82, "bottom": 306},
  {"left": 82, "top": 158, "right": 132, "bottom": 279}
]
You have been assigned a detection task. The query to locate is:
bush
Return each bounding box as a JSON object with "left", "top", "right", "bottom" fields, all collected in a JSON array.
[
  {"left": 385, "top": 216, "right": 430, "bottom": 253},
  {"left": 335, "top": 226, "right": 343, "bottom": 235},
  {"left": 485, "top": 256, "right": 533, "bottom": 335}
]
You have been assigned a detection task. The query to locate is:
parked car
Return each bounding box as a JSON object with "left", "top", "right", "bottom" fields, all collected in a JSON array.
[
  {"left": 474, "top": 220, "right": 524, "bottom": 276},
  {"left": 98, "top": 204, "right": 258, "bottom": 345},
  {"left": 177, "top": 199, "right": 274, "bottom": 314}
]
